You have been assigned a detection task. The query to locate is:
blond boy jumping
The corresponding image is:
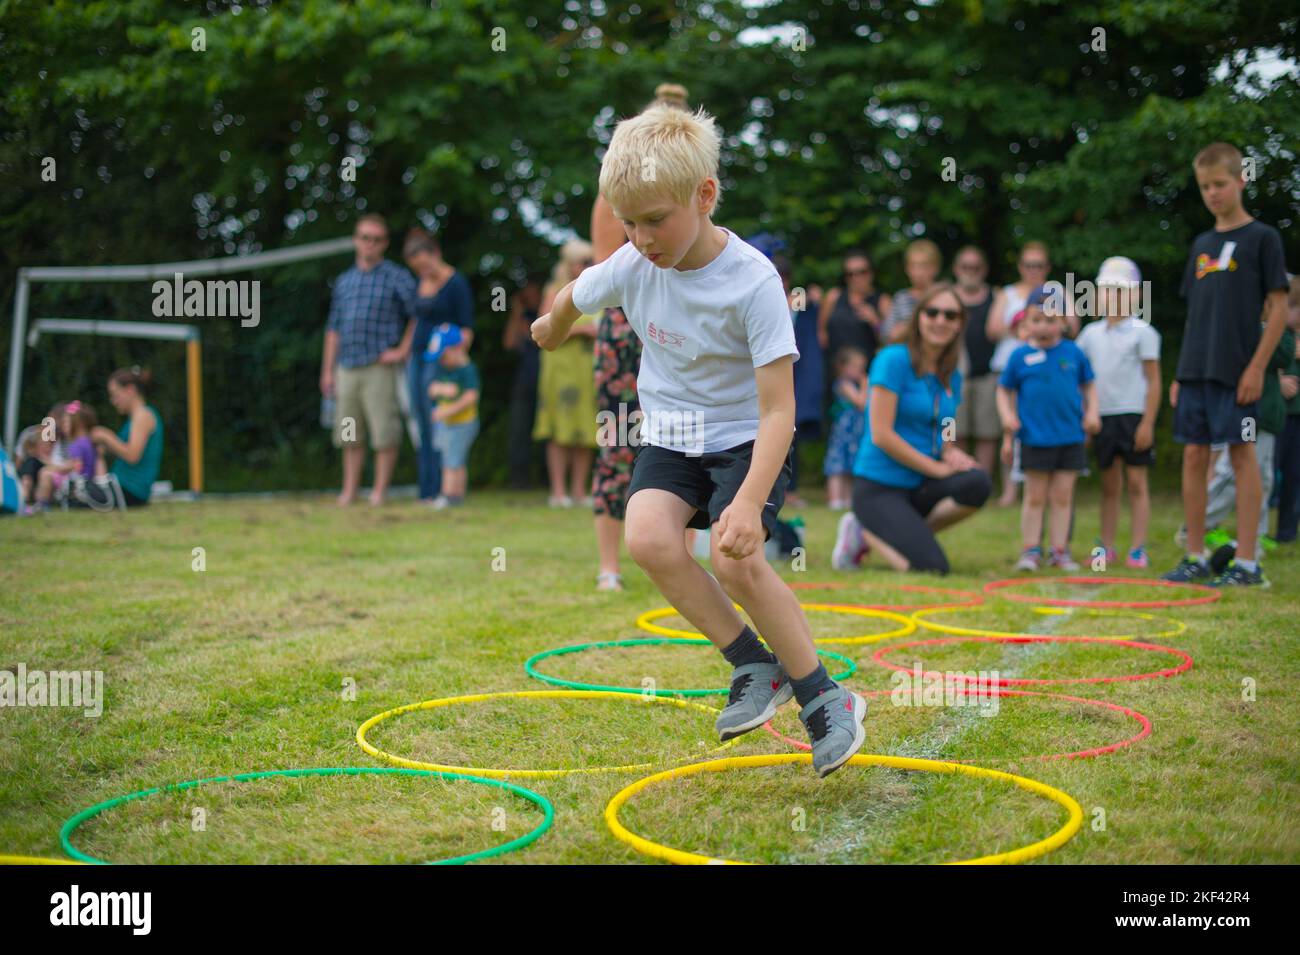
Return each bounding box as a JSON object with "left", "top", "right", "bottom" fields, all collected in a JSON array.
[{"left": 532, "top": 104, "right": 866, "bottom": 776}]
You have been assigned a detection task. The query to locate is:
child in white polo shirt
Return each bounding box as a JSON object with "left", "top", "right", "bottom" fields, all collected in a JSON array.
[
  {"left": 532, "top": 103, "right": 866, "bottom": 778},
  {"left": 1076, "top": 257, "right": 1161, "bottom": 568}
]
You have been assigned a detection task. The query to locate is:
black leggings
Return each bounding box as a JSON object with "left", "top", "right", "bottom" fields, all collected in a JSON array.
[{"left": 851, "top": 470, "right": 991, "bottom": 575}]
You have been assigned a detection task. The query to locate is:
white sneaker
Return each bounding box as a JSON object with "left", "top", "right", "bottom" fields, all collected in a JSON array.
[
  {"left": 1015, "top": 547, "right": 1042, "bottom": 572},
  {"left": 431, "top": 495, "right": 452, "bottom": 510},
  {"left": 831, "top": 512, "right": 868, "bottom": 570}
]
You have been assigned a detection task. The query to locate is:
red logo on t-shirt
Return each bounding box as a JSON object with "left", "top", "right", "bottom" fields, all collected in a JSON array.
[{"left": 646, "top": 321, "right": 687, "bottom": 349}]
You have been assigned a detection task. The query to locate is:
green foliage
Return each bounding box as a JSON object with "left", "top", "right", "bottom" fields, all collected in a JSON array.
[{"left": 1, "top": 0, "right": 1296, "bottom": 489}]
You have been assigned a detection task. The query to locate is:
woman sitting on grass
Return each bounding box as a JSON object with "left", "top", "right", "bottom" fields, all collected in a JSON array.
[{"left": 91, "top": 366, "right": 164, "bottom": 507}]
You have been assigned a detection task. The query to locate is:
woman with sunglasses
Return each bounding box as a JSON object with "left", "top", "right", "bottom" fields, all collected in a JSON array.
[
  {"left": 831, "top": 284, "right": 991, "bottom": 574},
  {"left": 998, "top": 241, "right": 1079, "bottom": 339},
  {"left": 817, "top": 250, "right": 890, "bottom": 379}
]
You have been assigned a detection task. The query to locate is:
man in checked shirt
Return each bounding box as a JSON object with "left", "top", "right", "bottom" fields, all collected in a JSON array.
[{"left": 320, "top": 213, "right": 418, "bottom": 506}]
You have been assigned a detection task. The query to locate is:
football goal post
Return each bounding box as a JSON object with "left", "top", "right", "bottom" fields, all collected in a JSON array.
[{"left": 4, "top": 236, "right": 353, "bottom": 493}]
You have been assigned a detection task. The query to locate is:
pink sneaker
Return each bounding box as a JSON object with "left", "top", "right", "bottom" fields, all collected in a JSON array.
[
  {"left": 1048, "top": 548, "right": 1080, "bottom": 571},
  {"left": 1126, "top": 546, "right": 1150, "bottom": 569}
]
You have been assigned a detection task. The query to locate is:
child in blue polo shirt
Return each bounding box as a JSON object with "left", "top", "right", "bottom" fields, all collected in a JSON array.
[{"left": 997, "top": 286, "right": 1100, "bottom": 570}]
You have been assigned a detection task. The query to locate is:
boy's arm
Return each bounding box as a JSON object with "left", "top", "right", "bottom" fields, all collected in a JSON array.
[
  {"left": 995, "top": 384, "right": 1020, "bottom": 434},
  {"left": 437, "top": 389, "right": 479, "bottom": 418},
  {"left": 1239, "top": 290, "right": 1289, "bottom": 403},
  {"left": 1081, "top": 380, "right": 1101, "bottom": 434},
  {"left": 533, "top": 280, "right": 583, "bottom": 350},
  {"left": 1136, "top": 360, "right": 1161, "bottom": 451},
  {"left": 715, "top": 356, "right": 795, "bottom": 559}
]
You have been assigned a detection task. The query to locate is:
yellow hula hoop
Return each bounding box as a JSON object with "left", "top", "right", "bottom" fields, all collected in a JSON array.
[
  {"left": 636, "top": 603, "right": 917, "bottom": 646},
  {"left": 356, "top": 689, "right": 739, "bottom": 779},
  {"left": 0, "top": 853, "right": 83, "bottom": 865},
  {"left": 604, "top": 753, "right": 1083, "bottom": 865},
  {"left": 911, "top": 605, "right": 1189, "bottom": 641}
]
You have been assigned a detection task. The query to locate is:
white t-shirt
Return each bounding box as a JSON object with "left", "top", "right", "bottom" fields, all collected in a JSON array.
[
  {"left": 572, "top": 227, "right": 799, "bottom": 454},
  {"left": 1075, "top": 316, "right": 1161, "bottom": 416}
]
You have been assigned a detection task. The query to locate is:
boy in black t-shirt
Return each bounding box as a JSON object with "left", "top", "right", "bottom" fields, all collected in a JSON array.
[{"left": 1163, "top": 142, "right": 1290, "bottom": 587}]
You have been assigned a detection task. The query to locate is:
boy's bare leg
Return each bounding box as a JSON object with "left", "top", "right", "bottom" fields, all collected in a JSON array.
[
  {"left": 624, "top": 489, "right": 747, "bottom": 645},
  {"left": 1125, "top": 465, "right": 1150, "bottom": 547},
  {"left": 1099, "top": 461, "right": 1123, "bottom": 550},
  {"left": 1228, "top": 442, "right": 1262, "bottom": 560},
  {"left": 710, "top": 531, "right": 818, "bottom": 679},
  {"left": 1182, "top": 444, "right": 1212, "bottom": 553},
  {"left": 1047, "top": 471, "right": 1077, "bottom": 552},
  {"left": 1021, "top": 471, "right": 1049, "bottom": 549}
]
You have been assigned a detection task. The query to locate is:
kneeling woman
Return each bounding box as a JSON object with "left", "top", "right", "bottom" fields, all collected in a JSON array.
[{"left": 832, "top": 284, "right": 991, "bottom": 574}]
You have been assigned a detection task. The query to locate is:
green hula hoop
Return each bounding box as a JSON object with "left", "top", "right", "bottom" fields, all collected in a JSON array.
[
  {"left": 60, "top": 767, "right": 553, "bottom": 866},
  {"left": 524, "top": 638, "right": 857, "bottom": 697}
]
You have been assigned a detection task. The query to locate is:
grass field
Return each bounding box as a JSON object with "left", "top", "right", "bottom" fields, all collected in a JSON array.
[{"left": 1, "top": 488, "right": 1296, "bottom": 864}]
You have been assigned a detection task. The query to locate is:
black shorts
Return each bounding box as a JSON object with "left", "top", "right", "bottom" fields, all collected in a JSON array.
[
  {"left": 1173, "top": 379, "right": 1258, "bottom": 446},
  {"left": 1094, "top": 414, "right": 1155, "bottom": 469},
  {"left": 1021, "top": 442, "right": 1087, "bottom": 472},
  {"left": 626, "top": 440, "right": 793, "bottom": 541}
]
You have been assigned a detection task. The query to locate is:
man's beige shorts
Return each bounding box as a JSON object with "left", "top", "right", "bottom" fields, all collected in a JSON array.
[{"left": 333, "top": 362, "right": 403, "bottom": 451}]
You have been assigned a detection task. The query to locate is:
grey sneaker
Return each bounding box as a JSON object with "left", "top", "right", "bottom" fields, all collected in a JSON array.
[
  {"left": 1014, "top": 547, "right": 1042, "bottom": 572},
  {"left": 716, "top": 662, "right": 793, "bottom": 741},
  {"left": 799, "top": 686, "right": 867, "bottom": 778}
]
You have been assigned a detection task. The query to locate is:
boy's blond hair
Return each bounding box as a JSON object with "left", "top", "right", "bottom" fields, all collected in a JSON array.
[
  {"left": 905, "top": 238, "right": 942, "bottom": 268},
  {"left": 598, "top": 103, "right": 722, "bottom": 216},
  {"left": 1193, "top": 142, "right": 1243, "bottom": 178}
]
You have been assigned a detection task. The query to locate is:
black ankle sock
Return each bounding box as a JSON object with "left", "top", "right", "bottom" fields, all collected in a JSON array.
[
  {"left": 721, "top": 625, "right": 777, "bottom": 668},
  {"left": 790, "top": 663, "right": 837, "bottom": 707}
]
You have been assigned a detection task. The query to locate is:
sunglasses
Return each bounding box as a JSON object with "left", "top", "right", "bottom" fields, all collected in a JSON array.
[
  {"left": 844, "top": 267, "right": 872, "bottom": 277},
  {"left": 921, "top": 306, "right": 962, "bottom": 322},
  {"left": 356, "top": 234, "right": 387, "bottom": 243}
]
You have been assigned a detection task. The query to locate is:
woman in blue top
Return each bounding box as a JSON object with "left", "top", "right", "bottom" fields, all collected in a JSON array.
[
  {"left": 91, "top": 366, "right": 164, "bottom": 507},
  {"left": 831, "top": 284, "right": 991, "bottom": 574},
  {"left": 403, "top": 230, "right": 474, "bottom": 502}
]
